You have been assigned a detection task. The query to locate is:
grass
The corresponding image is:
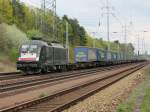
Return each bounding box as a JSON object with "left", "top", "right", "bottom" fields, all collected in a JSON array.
[
  {"left": 141, "top": 86, "right": 150, "bottom": 112},
  {"left": 116, "top": 67, "right": 150, "bottom": 112},
  {"left": 117, "top": 102, "right": 134, "bottom": 112},
  {"left": 8, "top": 48, "right": 18, "bottom": 61},
  {"left": 116, "top": 84, "right": 143, "bottom": 112},
  {"left": 0, "top": 52, "right": 17, "bottom": 72}
]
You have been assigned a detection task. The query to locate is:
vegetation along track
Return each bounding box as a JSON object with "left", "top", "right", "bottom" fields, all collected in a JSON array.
[
  {"left": 0, "top": 64, "right": 130, "bottom": 96},
  {"left": 0, "top": 62, "right": 147, "bottom": 112}
]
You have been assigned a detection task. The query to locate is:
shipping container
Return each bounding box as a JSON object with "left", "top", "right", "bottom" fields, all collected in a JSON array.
[
  {"left": 110, "top": 52, "right": 118, "bottom": 61},
  {"left": 106, "top": 51, "right": 112, "bottom": 61},
  {"left": 96, "top": 49, "right": 107, "bottom": 61},
  {"left": 117, "top": 52, "right": 123, "bottom": 60},
  {"left": 74, "top": 47, "right": 97, "bottom": 63}
]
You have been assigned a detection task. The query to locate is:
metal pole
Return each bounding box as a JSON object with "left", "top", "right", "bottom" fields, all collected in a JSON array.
[
  {"left": 112, "top": 32, "right": 119, "bottom": 53},
  {"left": 41, "top": 0, "right": 46, "bottom": 33},
  {"left": 138, "top": 34, "right": 140, "bottom": 56},
  {"left": 117, "top": 43, "right": 120, "bottom": 60},
  {"left": 117, "top": 43, "right": 120, "bottom": 52},
  {"left": 66, "top": 21, "right": 69, "bottom": 63},
  {"left": 92, "top": 32, "right": 96, "bottom": 48},
  {"left": 53, "top": 0, "right": 57, "bottom": 41},
  {"left": 106, "top": 0, "right": 110, "bottom": 60},
  {"left": 142, "top": 36, "right": 144, "bottom": 55},
  {"left": 43, "top": 0, "right": 46, "bottom": 33},
  {"left": 124, "top": 24, "right": 127, "bottom": 59},
  {"left": 142, "top": 31, "right": 148, "bottom": 55},
  {"left": 93, "top": 39, "right": 96, "bottom": 48}
]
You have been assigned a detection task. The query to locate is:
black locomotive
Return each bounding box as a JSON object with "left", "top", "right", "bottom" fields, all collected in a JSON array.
[{"left": 17, "top": 39, "right": 68, "bottom": 74}]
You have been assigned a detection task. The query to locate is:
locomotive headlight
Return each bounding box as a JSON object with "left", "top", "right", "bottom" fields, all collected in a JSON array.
[
  {"left": 18, "top": 58, "right": 21, "bottom": 61},
  {"left": 36, "top": 57, "right": 39, "bottom": 61}
]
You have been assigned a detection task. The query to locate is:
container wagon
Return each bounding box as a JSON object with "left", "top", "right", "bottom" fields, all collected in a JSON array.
[{"left": 74, "top": 47, "right": 98, "bottom": 67}]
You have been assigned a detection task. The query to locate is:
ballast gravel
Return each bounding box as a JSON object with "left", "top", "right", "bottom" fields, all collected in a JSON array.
[{"left": 63, "top": 65, "right": 149, "bottom": 112}]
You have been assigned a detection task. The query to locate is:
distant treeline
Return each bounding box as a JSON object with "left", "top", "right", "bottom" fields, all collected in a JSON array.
[{"left": 0, "top": 0, "right": 134, "bottom": 62}]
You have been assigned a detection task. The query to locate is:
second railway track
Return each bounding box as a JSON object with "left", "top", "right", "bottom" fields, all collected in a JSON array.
[
  {"left": 0, "top": 64, "right": 130, "bottom": 96},
  {"left": 0, "top": 62, "right": 147, "bottom": 112}
]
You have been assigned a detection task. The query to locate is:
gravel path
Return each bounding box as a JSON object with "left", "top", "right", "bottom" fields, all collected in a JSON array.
[{"left": 63, "top": 65, "right": 148, "bottom": 112}]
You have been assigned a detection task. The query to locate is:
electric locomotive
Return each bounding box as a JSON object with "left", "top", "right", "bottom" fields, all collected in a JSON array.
[{"left": 17, "top": 39, "right": 68, "bottom": 74}]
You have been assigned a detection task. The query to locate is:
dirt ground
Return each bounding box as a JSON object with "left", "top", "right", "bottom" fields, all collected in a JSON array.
[
  {"left": 0, "top": 53, "right": 17, "bottom": 72},
  {"left": 63, "top": 65, "right": 149, "bottom": 112},
  {"left": 0, "top": 62, "right": 16, "bottom": 72}
]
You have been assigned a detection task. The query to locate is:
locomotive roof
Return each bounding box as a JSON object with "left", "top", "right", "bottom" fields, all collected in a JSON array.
[
  {"left": 22, "top": 40, "right": 65, "bottom": 48},
  {"left": 23, "top": 40, "right": 48, "bottom": 46},
  {"left": 50, "top": 43, "right": 65, "bottom": 48}
]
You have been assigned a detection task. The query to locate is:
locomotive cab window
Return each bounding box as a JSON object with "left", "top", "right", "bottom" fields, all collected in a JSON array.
[
  {"left": 29, "top": 45, "right": 38, "bottom": 53},
  {"left": 21, "top": 45, "right": 29, "bottom": 53},
  {"left": 21, "top": 45, "right": 39, "bottom": 53}
]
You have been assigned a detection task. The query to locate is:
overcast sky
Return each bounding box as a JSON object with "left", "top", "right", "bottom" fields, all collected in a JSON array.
[{"left": 20, "top": 0, "right": 150, "bottom": 54}]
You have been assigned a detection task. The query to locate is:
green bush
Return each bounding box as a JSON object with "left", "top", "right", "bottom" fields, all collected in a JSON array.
[
  {"left": 0, "top": 23, "right": 28, "bottom": 62},
  {"left": 8, "top": 48, "right": 19, "bottom": 62}
]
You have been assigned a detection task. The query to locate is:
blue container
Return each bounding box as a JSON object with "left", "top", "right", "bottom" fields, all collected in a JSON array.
[
  {"left": 96, "top": 49, "right": 107, "bottom": 61},
  {"left": 117, "top": 52, "right": 121, "bottom": 60},
  {"left": 118, "top": 52, "right": 124, "bottom": 60},
  {"left": 110, "top": 52, "right": 118, "bottom": 61},
  {"left": 74, "top": 47, "right": 97, "bottom": 63}
]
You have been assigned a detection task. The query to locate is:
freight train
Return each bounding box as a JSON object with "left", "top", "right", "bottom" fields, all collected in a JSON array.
[{"left": 17, "top": 39, "right": 137, "bottom": 74}]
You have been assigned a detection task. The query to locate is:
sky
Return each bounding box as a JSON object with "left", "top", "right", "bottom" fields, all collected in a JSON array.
[{"left": 20, "top": 0, "right": 150, "bottom": 54}]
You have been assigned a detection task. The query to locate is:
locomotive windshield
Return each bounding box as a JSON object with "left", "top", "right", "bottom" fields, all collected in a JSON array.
[{"left": 21, "top": 45, "right": 39, "bottom": 53}]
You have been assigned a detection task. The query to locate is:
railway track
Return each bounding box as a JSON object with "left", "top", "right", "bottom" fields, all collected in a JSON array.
[
  {"left": 0, "top": 62, "right": 147, "bottom": 112},
  {"left": 0, "top": 72, "right": 22, "bottom": 80},
  {"left": 0, "top": 64, "right": 129, "bottom": 95},
  {"left": 0, "top": 64, "right": 128, "bottom": 81},
  {"left": 0, "top": 72, "right": 20, "bottom": 76},
  {"left": 0, "top": 65, "right": 117, "bottom": 81}
]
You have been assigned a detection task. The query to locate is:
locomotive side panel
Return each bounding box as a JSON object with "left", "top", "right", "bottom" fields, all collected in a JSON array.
[
  {"left": 45, "top": 46, "right": 53, "bottom": 65},
  {"left": 53, "top": 47, "right": 67, "bottom": 65}
]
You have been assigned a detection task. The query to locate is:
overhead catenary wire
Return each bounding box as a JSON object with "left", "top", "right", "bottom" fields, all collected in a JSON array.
[
  {"left": 98, "top": 0, "right": 134, "bottom": 59},
  {"left": 40, "top": 0, "right": 57, "bottom": 41}
]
